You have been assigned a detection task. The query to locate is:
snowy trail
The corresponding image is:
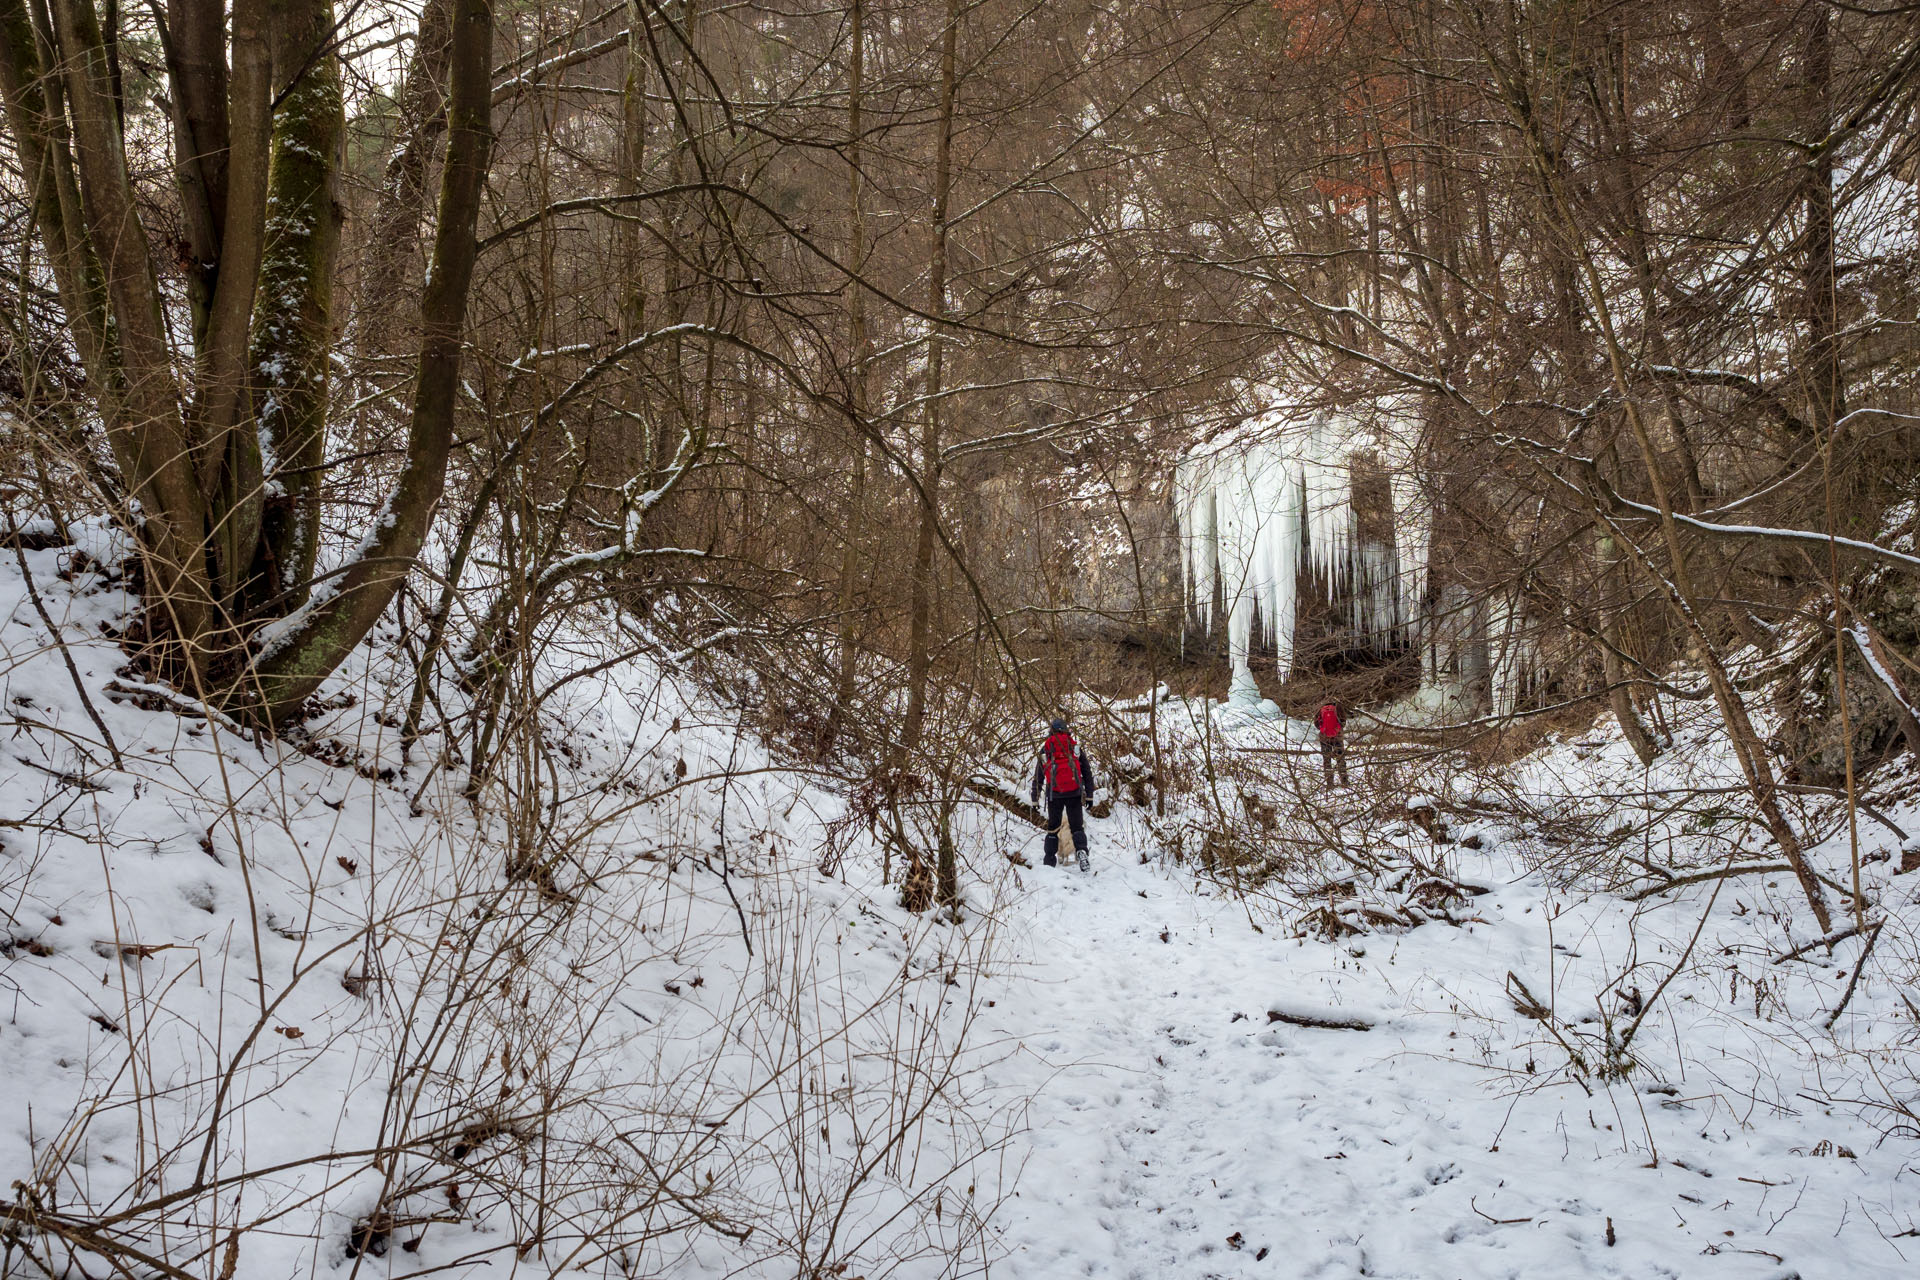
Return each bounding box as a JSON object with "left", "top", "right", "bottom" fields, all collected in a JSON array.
[
  {"left": 986, "top": 851, "right": 1446, "bottom": 1279},
  {"left": 977, "top": 825, "right": 1907, "bottom": 1280},
  {"left": 992, "top": 856, "right": 1310, "bottom": 1276}
]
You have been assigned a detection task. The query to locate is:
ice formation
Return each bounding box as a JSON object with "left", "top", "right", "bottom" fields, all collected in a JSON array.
[
  {"left": 1175, "top": 409, "right": 1417, "bottom": 702},
  {"left": 1487, "top": 592, "right": 1536, "bottom": 718}
]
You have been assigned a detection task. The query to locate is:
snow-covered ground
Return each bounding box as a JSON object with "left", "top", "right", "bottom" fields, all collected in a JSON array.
[
  {"left": 0, "top": 527, "right": 1010, "bottom": 1278},
  {"left": 3, "top": 531, "right": 1916, "bottom": 1278},
  {"left": 980, "top": 776, "right": 1919, "bottom": 1279}
]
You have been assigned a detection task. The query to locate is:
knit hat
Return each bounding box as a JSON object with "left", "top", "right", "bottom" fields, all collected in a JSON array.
[{"left": 1049, "top": 718, "right": 1068, "bottom": 734}]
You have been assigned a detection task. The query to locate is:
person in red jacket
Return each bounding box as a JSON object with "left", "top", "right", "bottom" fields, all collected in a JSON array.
[
  {"left": 1316, "top": 701, "right": 1349, "bottom": 785},
  {"left": 1030, "top": 717, "right": 1097, "bottom": 870}
]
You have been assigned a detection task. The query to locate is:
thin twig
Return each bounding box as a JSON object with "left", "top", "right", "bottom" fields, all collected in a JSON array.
[
  {"left": 1773, "top": 920, "right": 1873, "bottom": 965},
  {"left": 1823, "top": 920, "right": 1884, "bottom": 1030}
]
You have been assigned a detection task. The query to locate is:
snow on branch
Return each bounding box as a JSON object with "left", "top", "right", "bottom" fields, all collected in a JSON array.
[
  {"left": 1645, "top": 364, "right": 1806, "bottom": 433},
  {"left": 454, "top": 427, "right": 707, "bottom": 681},
  {"left": 491, "top": 30, "right": 627, "bottom": 105},
  {"left": 529, "top": 426, "right": 707, "bottom": 598},
  {"left": 537, "top": 325, "right": 726, "bottom": 425},
  {"left": 1501, "top": 434, "right": 1920, "bottom": 579},
  {"left": 1846, "top": 622, "right": 1920, "bottom": 757}
]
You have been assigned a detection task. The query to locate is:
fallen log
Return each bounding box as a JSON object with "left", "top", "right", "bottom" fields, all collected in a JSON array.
[
  {"left": 1266, "top": 1007, "right": 1376, "bottom": 1031},
  {"left": 964, "top": 776, "right": 1043, "bottom": 827},
  {"left": 1623, "top": 862, "right": 1794, "bottom": 901}
]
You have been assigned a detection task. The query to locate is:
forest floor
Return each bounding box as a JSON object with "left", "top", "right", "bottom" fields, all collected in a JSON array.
[
  {"left": 975, "top": 784, "right": 1918, "bottom": 1280},
  {"left": 1, "top": 531, "right": 1916, "bottom": 1278}
]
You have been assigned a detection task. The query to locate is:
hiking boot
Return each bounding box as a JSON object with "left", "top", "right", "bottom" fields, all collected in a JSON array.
[
  {"left": 1043, "top": 853, "right": 1057, "bottom": 867},
  {"left": 1076, "top": 849, "right": 1089, "bottom": 872}
]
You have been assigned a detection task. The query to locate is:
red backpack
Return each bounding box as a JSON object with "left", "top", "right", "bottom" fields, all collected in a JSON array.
[
  {"left": 1044, "top": 732, "right": 1081, "bottom": 793},
  {"left": 1316, "top": 704, "right": 1342, "bottom": 738}
]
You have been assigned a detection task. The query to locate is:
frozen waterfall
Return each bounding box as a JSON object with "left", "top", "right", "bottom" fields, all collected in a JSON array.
[{"left": 1174, "top": 410, "right": 1417, "bottom": 703}]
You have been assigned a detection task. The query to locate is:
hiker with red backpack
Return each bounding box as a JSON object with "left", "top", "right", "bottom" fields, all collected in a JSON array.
[
  {"left": 1315, "top": 700, "right": 1349, "bottom": 785},
  {"left": 1030, "top": 717, "right": 1098, "bottom": 870}
]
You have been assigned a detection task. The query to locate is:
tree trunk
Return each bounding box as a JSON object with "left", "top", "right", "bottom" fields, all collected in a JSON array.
[
  {"left": 0, "top": 0, "right": 116, "bottom": 425},
  {"left": 823, "top": 0, "right": 870, "bottom": 753},
  {"left": 194, "top": 0, "right": 269, "bottom": 607},
  {"left": 1604, "top": 633, "right": 1659, "bottom": 767},
  {"left": 615, "top": 0, "right": 650, "bottom": 467},
  {"left": 1801, "top": 7, "right": 1844, "bottom": 437},
  {"left": 246, "top": 0, "right": 346, "bottom": 613},
  {"left": 49, "top": 0, "right": 217, "bottom": 669},
  {"left": 901, "top": 0, "right": 958, "bottom": 754},
  {"left": 354, "top": 0, "right": 454, "bottom": 368},
  {"left": 935, "top": 797, "right": 959, "bottom": 909},
  {"left": 162, "top": 0, "right": 231, "bottom": 347},
  {"left": 246, "top": 0, "right": 493, "bottom": 722}
]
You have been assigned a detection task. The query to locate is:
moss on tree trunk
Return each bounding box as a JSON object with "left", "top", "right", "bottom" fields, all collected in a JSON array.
[{"left": 246, "top": 0, "right": 345, "bottom": 615}]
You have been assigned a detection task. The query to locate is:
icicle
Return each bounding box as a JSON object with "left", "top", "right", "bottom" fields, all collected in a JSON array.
[
  {"left": 1177, "top": 406, "right": 1421, "bottom": 701},
  {"left": 1489, "top": 594, "right": 1533, "bottom": 718},
  {"left": 1356, "top": 542, "right": 1394, "bottom": 639},
  {"left": 1267, "top": 458, "right": 1300, "bottom": 672},
  {"left": 1175, "top": 453, "right": 1219, "bottom": 641},
  {"left": 1304, "top": 414, "right": 1351, "bottom": 588},
  {"left": 1390, "top": 470, "right": 1430, "bottom": 649}
]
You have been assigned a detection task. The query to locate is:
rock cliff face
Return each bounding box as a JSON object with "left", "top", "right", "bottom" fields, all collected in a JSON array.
[
  {"left": 965, "top": 462, "right": 1185, "bottom": 653},
  {"left": 1070, "top": 470, "right": 1185, "bottom": 648},
  {"left": 1776, "top": 573, "right": 1920, "bottom": 787}
]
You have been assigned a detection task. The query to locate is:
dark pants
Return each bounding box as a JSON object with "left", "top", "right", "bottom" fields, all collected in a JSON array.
[
  {"left": 1319, "top": 735, "right": 1348, "bottom": 785},
  {"left": 1044, "top": 791, "right": 1087, "bottom": 864}
]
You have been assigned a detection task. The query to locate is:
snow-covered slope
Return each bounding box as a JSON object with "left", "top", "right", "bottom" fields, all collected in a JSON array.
[{"left": 0, "top": 526, "right": 1012, "bottom": 1279}]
